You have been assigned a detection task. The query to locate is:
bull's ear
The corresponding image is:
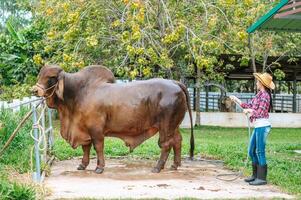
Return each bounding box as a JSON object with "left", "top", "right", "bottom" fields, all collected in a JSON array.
[{"left": 55, "top": 73, "right": 64, "bottom": 100}]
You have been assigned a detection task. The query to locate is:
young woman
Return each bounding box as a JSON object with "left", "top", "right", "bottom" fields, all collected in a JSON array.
[{"left": 230, "top": 73, "right": 275, "bottom": 186}]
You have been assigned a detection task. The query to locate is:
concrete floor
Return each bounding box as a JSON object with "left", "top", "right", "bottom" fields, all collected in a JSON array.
[{"left": 45, "top": 157, "right": 293, "bottom": 199}]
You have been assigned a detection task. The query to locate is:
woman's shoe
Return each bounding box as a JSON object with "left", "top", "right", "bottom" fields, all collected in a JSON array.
[
  {"left": 249, "top": 165, "right": 267, "bottom": 186},
  {"left": 244, "top": 163, "right": 257, "bottom": 182}
]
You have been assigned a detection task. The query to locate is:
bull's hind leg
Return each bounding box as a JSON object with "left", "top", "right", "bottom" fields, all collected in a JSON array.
[
  {"left": 152, "top": 131, "right": 173, "bottom": 173},
  {"left": 77, "top": 143, "right": 92, "bottom": 170},
  {"left": 93, "top": 139, "right": 105, "bottom": 174},
  {"left": 171, "top": 128, "right": 182, "bottom": 170}
]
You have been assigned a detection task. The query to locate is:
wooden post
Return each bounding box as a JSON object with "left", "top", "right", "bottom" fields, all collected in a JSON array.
[
  {"left": 205, "top": 85, "right": 209, "bottom": 112},
  {"left": 293, "top": 70, "right": 297, "bottom": 113},
  {"left": 195, "top": 67, "right": 201, "bottom": 126},
  {"left": 193, "top": 78, "right": 196, "bottom": 111},
  {"left": 248, "top": 34, "right": 257, "bottom": 73},
  {"left": 273, "top": 81, "right": 276, "bottom": 113}
]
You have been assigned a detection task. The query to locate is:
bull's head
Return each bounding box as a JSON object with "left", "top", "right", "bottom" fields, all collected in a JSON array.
[{"left": 32, "top": 64, "right": 64, "bottom": 100}]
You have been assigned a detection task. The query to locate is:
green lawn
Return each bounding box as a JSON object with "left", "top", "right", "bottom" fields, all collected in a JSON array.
[{"left": 53, "top": 125, "right": 301, "bottom": 196}]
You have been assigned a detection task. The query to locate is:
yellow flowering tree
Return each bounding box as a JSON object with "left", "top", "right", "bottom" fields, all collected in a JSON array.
[{"left": 3, "top": 0, "right": 298, "bottom": 87}]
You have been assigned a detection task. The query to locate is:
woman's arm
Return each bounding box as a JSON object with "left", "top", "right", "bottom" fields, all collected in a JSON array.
[{"left": 229, "top": 95, "right": 252, "bottom": 109}]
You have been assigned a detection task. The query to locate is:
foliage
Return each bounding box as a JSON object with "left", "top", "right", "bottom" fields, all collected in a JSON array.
[
  {"left": 0, "top": 84, "right": 32, "bottom": 101},
  {"left": 0, "top": 108, "right": 33, "bottom": 173},
  {"left": 0, "top": 0, "right": 300, "bottom": 96},
  {"left": 52, "top": 124, "right": 301, "bottom": 195},
  {"left": 0, "top": 0, "right": 32, "bottom": 30},
  {"left": 0, "top": 17, "right": 46, "bottom": 86},
  {"left": 0, "top": 178, "right": 35, "bottom": 200},
  {"left": 0, "top": 109, "right": 37, "bottom": 199},
  {"left": 32, "top": 0, "right": 301, "bottom": 83}
]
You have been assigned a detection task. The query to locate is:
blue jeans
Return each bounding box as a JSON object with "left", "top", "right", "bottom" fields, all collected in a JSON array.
[{"left": 248, "top": 126, "right": 271, "bottom": 166}]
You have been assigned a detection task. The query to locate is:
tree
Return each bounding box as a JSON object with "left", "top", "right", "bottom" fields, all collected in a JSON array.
[{"left": 1, "top": 0, "right": 301, "bottom": 100}]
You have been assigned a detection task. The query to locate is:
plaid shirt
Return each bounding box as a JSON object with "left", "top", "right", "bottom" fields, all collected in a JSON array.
[{"left": 241, "top": 91, "right": 270, "bottom": 122}]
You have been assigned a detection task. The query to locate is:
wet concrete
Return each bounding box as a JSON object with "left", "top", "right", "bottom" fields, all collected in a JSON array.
[{"left": 45, "top": 157, "right": 293, "bottom": 199}]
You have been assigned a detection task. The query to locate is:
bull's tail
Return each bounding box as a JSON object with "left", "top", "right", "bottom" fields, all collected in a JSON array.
[{"left": 175, "top": 81, "right": 195, "bottom": 159}]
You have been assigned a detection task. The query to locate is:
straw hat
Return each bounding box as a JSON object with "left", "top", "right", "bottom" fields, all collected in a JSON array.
[{"left": 253, "top": 72, "right": 275, "bottom": 90}]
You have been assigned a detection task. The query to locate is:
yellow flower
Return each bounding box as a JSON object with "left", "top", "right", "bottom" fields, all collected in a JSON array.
[
  {"left": 44, "top": 45, "right": 53, "bottom": 53},
  {"left": 237, "top": 31, "right": 248, "bottom": 41},
  {"left": 126, "top": 45, "right": 135, "bottom": 56},
  {"left": 33, "top": 54, "right": 43, "bottom": 65},
  {"left": 142, "top": 67, "right": 151, "bottom": 77},
  {"left": 63, "top": 54, "right": 72, "bottom": 62},
  {"left": 112, "top": 20, "right": 121, "bottom": 28},
  {"left": 132, "top": 30, "right": 141, "bottom": 40},
  {"left": 225, "top": 0, "right": 235, "bottom": 5},
  {"left": 136, "top": 48, "right": 144, "bottom": 55},
  {"left": 86, "top": 36, "right": 98, "bottom": 47},
  {"left": 74, "top": 60, "right": 85, "bottom": 68},
  {"left": 129, "top": 69, "right": 138, "bottom": 79},
  {"left": 46, "top": 8, "right": 54, "bottom": 16},
  {"left": 131, "top": 24, "right": 140, "bottom": 32},
  {"left": 208, "top": 16, "right": 217, "bottom": 29},
  {"left": 61, "top": 2, "right": 70, "bottom": 11},
  {"left": 67, "top": 12, "right": 80, "bottom": 23},
  {"left": 244, "top": 0, "right": 253, "bottom": 6},
  {"left": 138, "top": 58, "right": 146, "bottom": 65},
  {"left": 137, "top": 8, "right": 145, "bottom": 23},
  {"left": 47, "top": 31, "right": 56, "bottom": 40},
  {"left": 63, "top": 27, "right": 78, "bottom": 41}
]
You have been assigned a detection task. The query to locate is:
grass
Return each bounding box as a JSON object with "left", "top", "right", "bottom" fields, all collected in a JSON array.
[
  {"left": 53, "top": 124, "right": 301, "bottom": 196},
  {"left": 0, "top": 109, "right": 36, "bottom": 200}
]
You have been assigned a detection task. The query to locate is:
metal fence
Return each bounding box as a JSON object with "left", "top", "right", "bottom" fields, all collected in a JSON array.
[
  {"left": 1, "top": 96, "right": 54, "bottom": 182},
  {"left": 188, "top": 89, "right": 301, "bottom": 113}
]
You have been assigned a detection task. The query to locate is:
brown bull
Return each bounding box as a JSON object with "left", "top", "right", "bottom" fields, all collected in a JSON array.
[{"left": 33, "top": 64, "right": 194, "bottom": 174}]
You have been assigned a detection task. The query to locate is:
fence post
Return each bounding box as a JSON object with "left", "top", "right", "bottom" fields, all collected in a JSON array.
[
  {"left": 281, "top": 96, "right": 284, "bottom": 113},
  {"left": 205, "top": 86, "right": 209, "bottom": 112},
  {"left": 32, "top": 105, "right": 41, "bottom": 183},
  {"left": 293, "top": 72, "right": 297, "bottom": 113},
  {"left": 273, "top": 87, "right": 276, "bottom": 113},
  {"left": 48, "top": 109, "right": 54, "bottom": 148}
]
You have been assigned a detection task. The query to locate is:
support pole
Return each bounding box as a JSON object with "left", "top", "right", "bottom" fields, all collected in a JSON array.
[
  {"left": 293, "top": 70, "right": 297, "bottom": 113},
  {"left": 205, "top": 85, "right": 209, "bottom": 112},
  {"left": 32, "top": 105, "right": 41, "bottom": 183},
  {"left": 193, "top": 78, "right": 196, "bottom": 111},
  {"left": 273, "top": 81, "right": 276, "bottom": 113},
  {"left": 248, "top": 34, "right": 257, "bottom": 73}
]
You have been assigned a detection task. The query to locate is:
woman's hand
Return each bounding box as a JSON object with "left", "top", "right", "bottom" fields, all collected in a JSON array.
[
  {"left": 229, "top": 95, "right": 242, "bottom": 105},
  {"left": 243, "top": 109, "right": 253, "bottom": 115}
]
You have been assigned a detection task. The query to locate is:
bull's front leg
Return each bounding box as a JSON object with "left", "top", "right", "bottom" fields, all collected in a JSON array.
[
  {"left": 77, "top": 143, "right": 92, "bottom": 170},
  {"left": 93, "top": 138, "right": 105, "bottom": 174}
]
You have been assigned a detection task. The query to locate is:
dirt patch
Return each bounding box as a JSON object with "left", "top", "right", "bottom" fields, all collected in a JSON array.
[{"left": 45, "top": 157, "right": 293, "bottom": 199}]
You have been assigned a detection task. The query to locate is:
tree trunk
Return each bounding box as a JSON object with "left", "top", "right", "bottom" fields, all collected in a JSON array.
[
  {"left": 248, "top": 34, "right": 257, "bottom": 73},
  {"left": 195, "top": 67, "right": 201, "bottom": 126}
]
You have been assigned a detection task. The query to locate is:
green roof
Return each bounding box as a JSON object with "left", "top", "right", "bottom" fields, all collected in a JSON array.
[{"left": 247, "top": 0, "right": 301, "bottom": 33}]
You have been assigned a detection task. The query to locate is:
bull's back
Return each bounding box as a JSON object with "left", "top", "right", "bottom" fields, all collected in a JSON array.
[
  {"left": 89, "top": 79, "right": 185, "bottom": 132},
  {"left": 98, "top": 79, "right": 182, "bottom": 108}
]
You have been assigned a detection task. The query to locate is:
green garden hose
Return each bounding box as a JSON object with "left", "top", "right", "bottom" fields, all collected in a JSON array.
[{"left": 215, "top": 102, "right": 252, "bottom": 181}]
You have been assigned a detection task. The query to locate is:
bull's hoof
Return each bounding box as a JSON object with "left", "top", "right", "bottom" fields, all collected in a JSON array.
[
  {"left": 151, "top": 167, "right": 161, "bottom": 173},
  {"left": 170, "top": 164, "right": 178, "bottom": 171},
  {"left": 77, "top": 163, "right": 86, "bottom": 170},
  {"left": 95, "top": 167, "right": 104, "bottom": 174}
]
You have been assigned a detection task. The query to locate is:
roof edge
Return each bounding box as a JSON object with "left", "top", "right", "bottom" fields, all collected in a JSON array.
[{"left": 247, "top": 0, "right": 290, "bottom": 34}]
